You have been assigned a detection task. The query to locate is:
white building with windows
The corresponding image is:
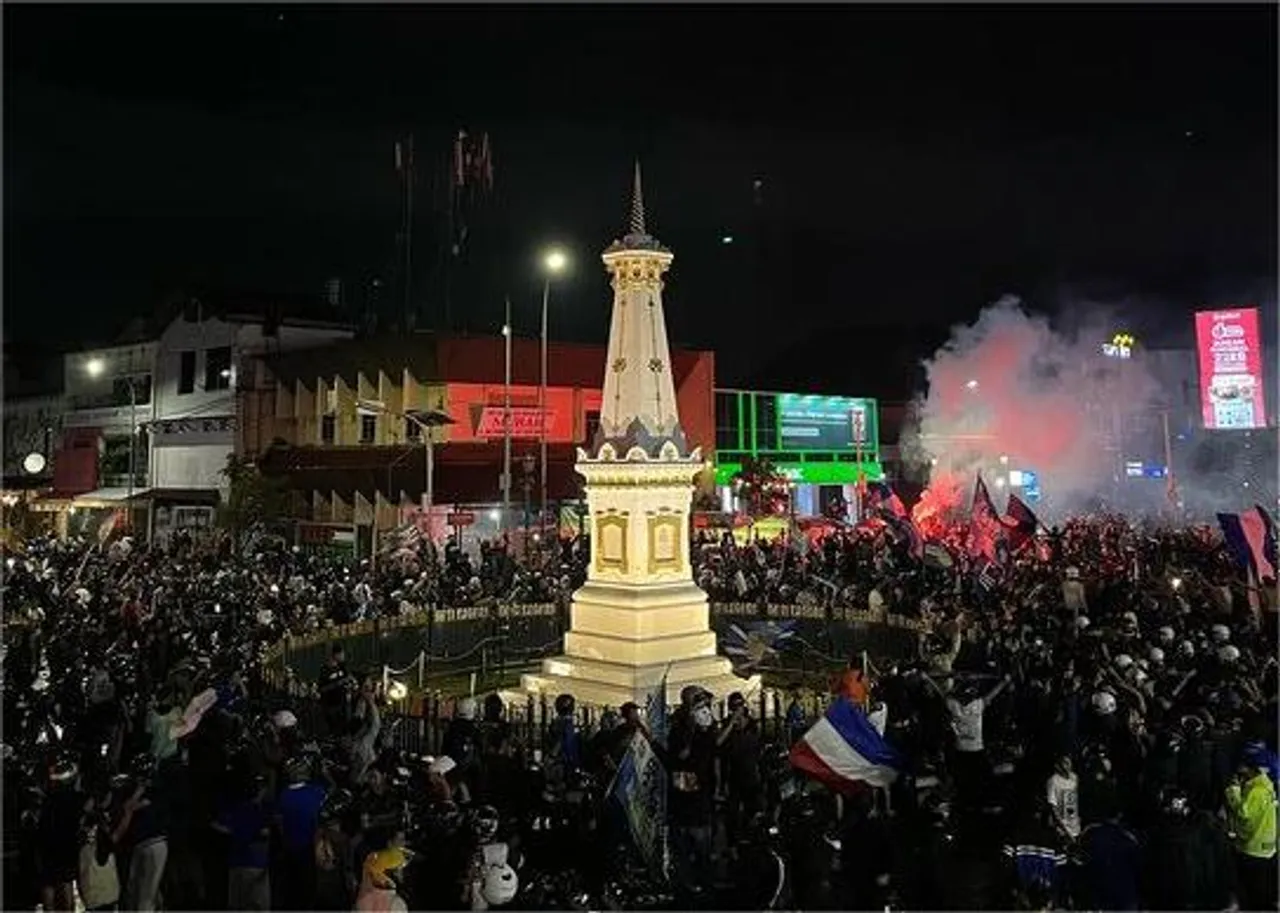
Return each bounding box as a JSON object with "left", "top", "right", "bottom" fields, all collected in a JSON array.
[{"left": 49, "top": 301, "right": 353, "bottom": 540}]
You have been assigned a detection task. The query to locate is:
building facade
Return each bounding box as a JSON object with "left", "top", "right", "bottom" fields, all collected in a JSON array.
[
  {"left": 29, "top": 303, "right": 353, "bottom": 540},
  {"left": 247, "top": 334, "right": 716, "bottom": 551},
  {"left": 713, "top": 388, "right": 886, "bottom": 518}
]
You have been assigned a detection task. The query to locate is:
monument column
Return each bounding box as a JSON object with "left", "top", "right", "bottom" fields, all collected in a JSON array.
[{"left": 520, "top": 163, "right": 756, "bottom": 708}]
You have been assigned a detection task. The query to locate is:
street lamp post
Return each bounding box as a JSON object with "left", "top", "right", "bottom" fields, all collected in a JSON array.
[
  {"left": 502, "top": 300, "right": 513, "bottom": 533},
  {"left": 359, "top": 399, "right": 454, "bottom": 536},
  {"left": 521, "top": 452, "right": 536, "bottom": 559},
  {"left": 539, "top": 248, "right": 568, "bottom": 542},
  {"left": 86, "top": 357, "right": 142, "bottom": 532}
]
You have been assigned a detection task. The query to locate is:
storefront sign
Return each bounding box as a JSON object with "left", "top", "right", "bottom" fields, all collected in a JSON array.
[
  {"left": 776, "top": 394, "right": 879, "bottom": 453},
  {"left": 1195, "top": 308, "right": 1266, "bottom": 430},
  {"left": 474, "top": 406, "right": 558, "bottom": 439},
  {"left": 1102, "top": 332, "right": 1135, "bottom": 359}
]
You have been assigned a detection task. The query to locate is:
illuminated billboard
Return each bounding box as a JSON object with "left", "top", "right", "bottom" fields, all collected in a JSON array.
[
  {"left": 776, "top": 394, "right": 878, "bottom": 452},
  {"left": 1195, "top": 308, "right": 1266, "bottom": 430}
]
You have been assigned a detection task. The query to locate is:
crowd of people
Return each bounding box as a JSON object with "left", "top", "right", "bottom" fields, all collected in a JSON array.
[{"left": 0, "top": 509, "right": 1276, "bottom": 911}]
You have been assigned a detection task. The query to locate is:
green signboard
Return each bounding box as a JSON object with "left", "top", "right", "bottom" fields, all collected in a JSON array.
[
  {"left": 776, "top": 394, "right": 879, "bottom": 454},
  {"left": 713, "top": 460, "right": 884, "bottom": 487}
]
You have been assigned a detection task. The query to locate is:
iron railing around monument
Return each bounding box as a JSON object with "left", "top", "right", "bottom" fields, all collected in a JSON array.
[{"left": 260, "top": 600, "right": 930, "bottom": 756}]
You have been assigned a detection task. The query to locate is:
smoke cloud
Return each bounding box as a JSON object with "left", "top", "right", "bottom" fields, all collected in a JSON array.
[{"left": 902, "top": 296, "right": 1164, "bottom": 523}]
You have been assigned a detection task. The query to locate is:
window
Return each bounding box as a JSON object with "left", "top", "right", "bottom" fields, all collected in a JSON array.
[
  {"left": 405, "top": 418, "right": 422, "bottom": 441},
  {"left": 321, "top": 414, "right": 336, "bottom": 445},
  {"left": 584, "top": 410, "right": 601, "bottom": 444},
  {"left": 756, "top": 395, "right": 778, "bottom": 450},
  {"left": 360, "top": 414, "right": 377, "bottom": 444},
  {"left": 178, "top": 351, "right": 196, "bottom": 394},
  {"left": 113, "top": 374, "right": 152, "bottom": 406},
  {"left": 205, "top": 346, "right": 232, "bottom": 391},
  {"left": 715, "top": 392, "right": 738, "bottom": 451}
]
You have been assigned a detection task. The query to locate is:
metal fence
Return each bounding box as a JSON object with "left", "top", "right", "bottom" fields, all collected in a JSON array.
[{"left": 261, "top": 601, "right": 928, "bottom": 756}]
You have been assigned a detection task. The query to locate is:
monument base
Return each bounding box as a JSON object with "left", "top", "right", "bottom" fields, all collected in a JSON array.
[
  {"left": 511, "top": 577, "right": 759, "bottom": 709},
  {"left": 516, "top": 654, "right": 758, "bottom": 710}
]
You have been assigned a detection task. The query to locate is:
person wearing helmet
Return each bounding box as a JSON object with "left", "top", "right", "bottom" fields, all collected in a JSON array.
[
  {"left": 442, "top": 698, "right": 481, "bottom": 803},
  {"left": 77, "top": 792, "right": 121, "bottom": 913},
  {"left": 317, "top": 645, "right": 351, "bottom": 738},
  {"left": 541, "top": 694, "right": 582, "bottom": 794},
  {"left": 718, "top": 691, "right": 764, "bottom": 846},
  {"left": 37, "top": 756, "right": 84, "bottom": 913},
  {"left": 314, "top": 789, "right": 357, "bottom": 910},
  {"left": 1226, "top": 745, "right": 1278, "bottom": 911},
  {"left": 276, "top": 754, "right": 327, "bottom": 911},
  {"left": 113, "top": 752, "right": 169, "bottom": 913},
  {"left": 668, "top": 684, "right": 717, "bottom": 904},
  {"left": 356, "top": 846, "right": 409, "bottom": 913}
]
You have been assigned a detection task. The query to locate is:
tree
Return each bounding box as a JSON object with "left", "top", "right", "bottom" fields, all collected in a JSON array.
[
  {"left": 731, "top": 457, "right": 790, "bottom": 518},
  {"left": 217, "top": 454, "right": 290, "bottom": 545}
]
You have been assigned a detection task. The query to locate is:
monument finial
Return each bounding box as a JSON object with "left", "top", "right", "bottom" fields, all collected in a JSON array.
[{"left": 629, "top": 159, "right": 646, "bottom": 237}]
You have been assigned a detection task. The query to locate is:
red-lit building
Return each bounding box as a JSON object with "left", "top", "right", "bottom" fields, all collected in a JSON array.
[{"left": 246, "top": 333, "right": 715, "bottom": 548}]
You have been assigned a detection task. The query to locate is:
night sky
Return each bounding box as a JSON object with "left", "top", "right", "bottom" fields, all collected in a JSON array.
[{"left": 5, "top": 4, "right": 1276, "bottom": 397}]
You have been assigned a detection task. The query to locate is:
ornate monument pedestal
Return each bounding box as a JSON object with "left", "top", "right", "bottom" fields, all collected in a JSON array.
[
  {"left": 515, "top": 164, "right": 756, "bottom": 710},
  {"left": 520, "top": 446, "right": 757, "bottom": 708}
]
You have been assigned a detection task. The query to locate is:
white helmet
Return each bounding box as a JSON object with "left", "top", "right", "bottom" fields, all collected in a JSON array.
[
  {"left": 1179, "top": 640, "right": 1195, "bottom": 658},
  {"left": 1218, "top": 645, "right": 1240, "bottom": 664},
  {"left": 271, "top": 710, "right": 298, "bottom": 730},
  {"left": 1211, "top": 624, "right": 1231, "bottom": 644},
  {"left": 481, "top": 863, "right": 519, "bottom": 906},
  {"left": 1076, "top": 616, "right": 1091, "bottom": 630},
  {"left": 1115, "top": 654, "right": 1134, "bottom": 671},
  {"left": 1148, "top": 647, "right": 1165, "bottom": 665},
  {"left": 1092, "top": 691, "right": 1117, "bottom": 715},
  {"left": 1133, "top": 669, "right": 1149, "bottom": 687},
  {"left": 1157, "top": 626, "right": 1175, "bottom": 645},
  {"left": 456, "top": 698, "right": 478, "bottom": 721}
]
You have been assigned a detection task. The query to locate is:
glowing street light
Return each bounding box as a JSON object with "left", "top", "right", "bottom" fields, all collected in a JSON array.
[
  {"left": 538, "top": 246, "right": 570, "bottom": 541},
  {"left": 965, "top": 379, "right": 979, "bottom": 391},
  {"left": 999, "top": 454, "right": 1009, "bottom": 465},
  {"left": 543, "top": 248, "right": 568, "bottom": 274},
  {"left": 86, "top": 357, "right": 106, "bottom": 378}
]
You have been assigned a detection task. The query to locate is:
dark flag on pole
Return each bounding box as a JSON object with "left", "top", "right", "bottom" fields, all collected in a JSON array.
[
  {"left": 1002, "top": 493, "right": 1040, "bottom": 554},
  {"left": 968, "top": 475, "right": 1005, "bottom": 565}
]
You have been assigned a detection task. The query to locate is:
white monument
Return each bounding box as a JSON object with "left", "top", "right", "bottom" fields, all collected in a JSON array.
[{"left": 520, "top": 164, "right": 757, "bottom": 708}]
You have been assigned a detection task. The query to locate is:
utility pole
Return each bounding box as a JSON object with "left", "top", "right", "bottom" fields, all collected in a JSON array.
[
  {"left": 503, "top": 296, "right": 513, "bottom": 530},
  {"left": 400, "top": 134, "right": 415, "bottom": 330}
]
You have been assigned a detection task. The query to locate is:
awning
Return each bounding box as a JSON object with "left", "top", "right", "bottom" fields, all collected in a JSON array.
[
  {"left": 139, "top": 488, "right": 222, "bottom": 505},
  {"left": 71, "top": 488, "right": 152, "bottom": 509}
]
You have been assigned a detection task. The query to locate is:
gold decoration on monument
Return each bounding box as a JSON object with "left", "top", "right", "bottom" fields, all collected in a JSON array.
[
  {"left": 594, "top": 513, "right": 630, "bottom": 574},
  {"left": 647, "top": 513, "right": 684, "bottom": 575}
]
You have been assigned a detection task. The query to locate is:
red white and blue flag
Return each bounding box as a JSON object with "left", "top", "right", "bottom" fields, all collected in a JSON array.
[{"left": 789, "top": 696, "right": 903, "bottom": 793}]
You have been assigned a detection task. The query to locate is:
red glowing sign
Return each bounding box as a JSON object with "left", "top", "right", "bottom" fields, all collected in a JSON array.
[
  {"left": 1195, "top": 307, "right": 1266, "bottom": 430},
  {"left": 474, "top": 406, "right": 559, "bottom": 439}
]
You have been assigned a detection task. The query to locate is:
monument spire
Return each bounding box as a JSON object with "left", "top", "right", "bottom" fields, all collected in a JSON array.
[
  {"left": 629, "top": 160, "right": 646, "bottom": 237},
  {"left": 597, "top": 164, "right": 685, "bottom": 455},
  {"left": 517, "top": 161, "right": 753, "bottom": 711}
]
